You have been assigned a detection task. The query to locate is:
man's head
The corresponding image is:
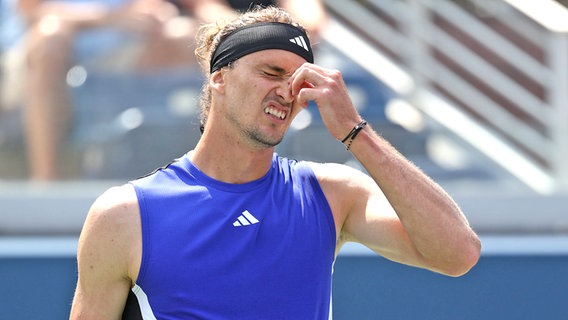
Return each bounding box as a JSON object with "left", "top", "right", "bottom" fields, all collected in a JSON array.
[{"left": 194, "top": 6, "right": 313, "bottom": 133}]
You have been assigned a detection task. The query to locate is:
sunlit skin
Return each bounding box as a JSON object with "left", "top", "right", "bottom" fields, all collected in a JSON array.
[
  {"left": 213, "top": 50, "right": 310, "bottom": 149},
  {"left": 189, "top": 49, "right": 320, "bottom": 184}
]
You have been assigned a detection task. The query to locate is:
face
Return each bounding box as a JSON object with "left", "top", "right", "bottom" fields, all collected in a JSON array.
[{"left": 212, "top": 49, "right": 306, "bottom": 149}]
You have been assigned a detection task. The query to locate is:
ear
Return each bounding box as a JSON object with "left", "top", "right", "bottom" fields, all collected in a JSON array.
[{"left": 209, "top": 70, "right": 226, "bottom": 94}]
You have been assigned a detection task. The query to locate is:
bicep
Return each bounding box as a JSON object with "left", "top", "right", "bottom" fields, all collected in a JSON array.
[{"left": 339, "top": 172, "right": 427, "bottom": 268}]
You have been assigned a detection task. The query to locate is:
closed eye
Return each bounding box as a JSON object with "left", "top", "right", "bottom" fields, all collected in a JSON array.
[
  {"left": 258, "top": 64, "right": 291, "bottom": 80},
  {"left": 263, "top": 71, "right": 279, "bottom": 77}
]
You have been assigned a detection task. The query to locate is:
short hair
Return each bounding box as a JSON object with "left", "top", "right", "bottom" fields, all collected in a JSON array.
[{"left": 194, "top": 6, "right": 308, "bottom": 133}]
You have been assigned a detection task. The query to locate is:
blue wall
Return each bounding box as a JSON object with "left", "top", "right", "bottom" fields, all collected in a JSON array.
[
  {"left": 0, "top": 257, "right": 77, "bottom": 320},
  {"left": 1, "top": 251, "right": 567, "bottom": 319},
  {"left": 333, "top": 254, "right": 568, "bottom": 319}
]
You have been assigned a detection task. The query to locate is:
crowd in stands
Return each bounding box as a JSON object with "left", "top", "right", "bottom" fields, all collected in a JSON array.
[{"left": 0, "top": 0, "right": 328, "bottom": 181}]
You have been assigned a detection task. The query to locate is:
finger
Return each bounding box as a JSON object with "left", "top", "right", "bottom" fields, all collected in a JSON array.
[
  {"left": 289, "top": 64, "right": 327, "bottom": 96},
  {"left": 290, "top": 62, "right": 328, "bottom": 79},
  {"left": 295, "top": 87, "right": 318, "bottom": 108}
]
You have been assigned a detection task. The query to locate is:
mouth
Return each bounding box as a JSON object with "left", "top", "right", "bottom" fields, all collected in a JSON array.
[{"left": 264, "top": 104, "right": 288, "bottom": 121}]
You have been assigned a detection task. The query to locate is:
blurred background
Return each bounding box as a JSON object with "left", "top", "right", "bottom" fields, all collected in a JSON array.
[{"left": 1, "top": 0, "right": 568, "bottom": 319}]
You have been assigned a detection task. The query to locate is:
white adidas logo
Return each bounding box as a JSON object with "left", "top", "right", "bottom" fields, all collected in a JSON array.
[
  {"left": 233, "top": 210, "right": 259, "bottom": 227},
  {"left": 290, "top": 36, "right": 309, "bottom": 52}
]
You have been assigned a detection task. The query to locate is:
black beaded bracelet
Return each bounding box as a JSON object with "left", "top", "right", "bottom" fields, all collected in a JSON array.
[{"left": 340, "top": 120, "right": 367, "bottom": 150}]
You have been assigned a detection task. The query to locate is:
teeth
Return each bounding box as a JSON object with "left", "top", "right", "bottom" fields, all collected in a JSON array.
[{"left": 264, "top": 107, "right": 286, "bottom": 120}]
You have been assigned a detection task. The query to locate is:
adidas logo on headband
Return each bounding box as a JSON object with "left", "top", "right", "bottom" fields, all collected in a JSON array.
[
  {"left": 289, "top": 36, "right": 309, "bottom": 51},
  {"left": 210, "top": 22, "right": 314, "bottom": 73}
]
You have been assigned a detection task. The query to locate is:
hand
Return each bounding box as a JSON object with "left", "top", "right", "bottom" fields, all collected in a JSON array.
[{"left": 289, "top": 63, "right": 363, "bottom": 141}]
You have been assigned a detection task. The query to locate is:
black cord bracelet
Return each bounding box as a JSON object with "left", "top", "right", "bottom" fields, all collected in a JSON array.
[{"left": 340, "top": 120, "right": 367, "bottom": 150}]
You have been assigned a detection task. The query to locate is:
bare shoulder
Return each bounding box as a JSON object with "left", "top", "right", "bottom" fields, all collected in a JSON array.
[
  {"left": 79, "top": 183, "right": 142, "bottom": 283},
  {"left": 308, "top": 161, "right": 378, "bottom": 193},
  {"left": 83, "top": 184, "right": 141, "bottom": 245},
  {"left": 82, "top": 184, "right": 141, "bottom": 268},
  {"left": 307, "top": 161, "right": 363, "bottom": 208},
  {"left": 71, "top": 184, "right": 142, "bottom": 318},
  {"left": 307, "top": 162, "right": 384, "bottom": 242},
  {"left": 90, "top": 183, "right": 139, "bottom": 215}
]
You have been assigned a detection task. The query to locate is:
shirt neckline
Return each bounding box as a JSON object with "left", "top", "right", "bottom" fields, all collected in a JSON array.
[{"left": 180, "top": 153, "right": 277, "bottom": 193}]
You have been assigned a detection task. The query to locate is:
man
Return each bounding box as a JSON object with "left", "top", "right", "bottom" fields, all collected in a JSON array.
[{"left": 70, "top": 6, "right": 481, "bottom": 319}]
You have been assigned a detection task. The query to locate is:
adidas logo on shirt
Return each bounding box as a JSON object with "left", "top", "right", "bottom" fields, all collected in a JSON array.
[
  {"left": 289, "top": 36, "right": 309, "bottom": 52},
  {"left": 233, "top": 210, "right": 259, "bottom": 227}
]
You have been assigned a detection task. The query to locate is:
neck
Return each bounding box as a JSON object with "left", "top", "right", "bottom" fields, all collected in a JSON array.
[{"left": 188, "top": 130, "right": 275, "bottom": 184}]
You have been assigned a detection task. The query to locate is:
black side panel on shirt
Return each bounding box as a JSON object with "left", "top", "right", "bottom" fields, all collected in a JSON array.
[{"left": 121, "top": 290, "right": 143, "bottom": 320}]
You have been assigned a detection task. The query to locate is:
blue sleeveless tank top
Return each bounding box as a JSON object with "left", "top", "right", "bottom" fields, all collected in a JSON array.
[{"left": 127, "top": 153, "right": 336, "bottom": 319}]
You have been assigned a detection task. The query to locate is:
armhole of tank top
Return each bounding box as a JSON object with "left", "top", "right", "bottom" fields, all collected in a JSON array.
[
  {"left": 130, "top": 182, "right": 150, "bottom": 286},
  {"left": 298, "top": 162, "right": 337, "bottom": 248}
]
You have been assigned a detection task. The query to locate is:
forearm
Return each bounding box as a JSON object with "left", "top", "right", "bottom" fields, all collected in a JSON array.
[{"left": 348, "top": 125, "right": 480, "bottom": 276}]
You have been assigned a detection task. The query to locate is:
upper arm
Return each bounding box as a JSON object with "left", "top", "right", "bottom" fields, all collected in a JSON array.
[
  {"left": 313, "top": 163, "right": 425, "bottom": 266},
  {"left": 70, "top": 184, "right": 142, "bottom": 320}
]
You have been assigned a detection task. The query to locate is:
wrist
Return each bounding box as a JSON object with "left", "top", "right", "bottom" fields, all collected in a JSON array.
[{"left": 340, "top": 120, "right": 367, "bottom": 151}]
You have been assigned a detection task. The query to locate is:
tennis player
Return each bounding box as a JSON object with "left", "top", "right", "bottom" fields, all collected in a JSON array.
[{"left": 70, "top": 6, "right": 480, "bottom": 319}]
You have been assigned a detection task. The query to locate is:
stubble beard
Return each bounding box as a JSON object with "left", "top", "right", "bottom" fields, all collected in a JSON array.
[
  {"left": 246, "top": 123, "right": 285, "bottom": 149},
  {"left": 225, "top": 110, "right": 285, "bottom": 149},
  {"left": 226, "top": 97, "right": 289, "bottom": 149}
]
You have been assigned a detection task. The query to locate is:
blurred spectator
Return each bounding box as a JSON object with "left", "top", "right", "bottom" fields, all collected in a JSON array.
[
  {"left": 14, "top": 0, "right": 232, "bottom": 181},
  {"left": 4, "top": 0, "right": 326, "bottom": 181}
]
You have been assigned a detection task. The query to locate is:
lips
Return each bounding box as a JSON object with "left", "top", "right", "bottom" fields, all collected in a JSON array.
[{"left": 264, "top": 106, "right": 287, "bottom": 120}]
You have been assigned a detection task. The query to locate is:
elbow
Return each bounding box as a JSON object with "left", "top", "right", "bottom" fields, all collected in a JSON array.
[{"left": 443, "top": 235, "right": 482, "bottom": 277}]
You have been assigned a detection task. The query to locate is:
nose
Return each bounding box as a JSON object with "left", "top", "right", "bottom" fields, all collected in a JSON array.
[{"left": 275, "top": 80, "right": 294, "bottom": 105}]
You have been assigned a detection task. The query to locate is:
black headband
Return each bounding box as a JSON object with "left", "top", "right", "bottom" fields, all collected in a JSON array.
[{"left": 210, "top": 22, "right": 314, "bottom": 73}]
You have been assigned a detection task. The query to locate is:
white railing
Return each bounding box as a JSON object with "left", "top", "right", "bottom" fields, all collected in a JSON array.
[{"left": 323, "top": 0, "right": 568, "bottom": 194}]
